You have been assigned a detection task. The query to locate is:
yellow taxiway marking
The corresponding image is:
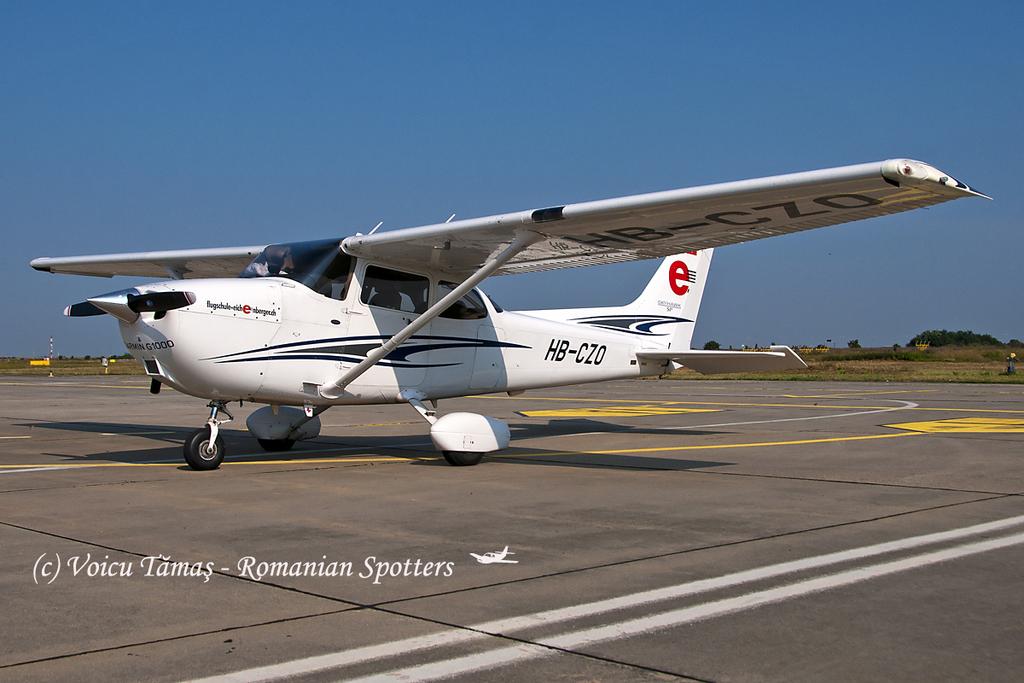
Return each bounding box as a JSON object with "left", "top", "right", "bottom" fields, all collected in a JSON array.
[
  {"left": 472, "top": 394, "right": 685, "bottom": 404},
  {"left": 333, "top": 421, "right": 424, "bottom": 428},
  {"left": 100, "top": 431, "right": 177, "bottom": 436},
  {"left": 885, "top": 418, "right": 1024, "bottom": 434},
  {"left": 906, "top": 407, "right": 1024, "bottom": 414},
  {"left": 501, "top": 432, "right": 922, "bottom": 458},
  {"left": 517, "top": 405, "right": 720, "bottom": 418},
  {"left": 0, "top": 456, "right": 418, "bottom": 469},
  {"left": 225, "top": 456, "right": 435, "bottom": 465},
  {"left": 0, "top": 432, "right": 921, "bottom": 469},
  {"left": 473, "top": 394, "right": 1024, "bottom": 414},
  {"left": 478, "top": 395, "right": 903, "bottom": 410}
]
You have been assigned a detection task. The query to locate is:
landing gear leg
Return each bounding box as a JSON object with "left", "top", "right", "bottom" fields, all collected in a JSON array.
[{"left": 183, "top": 401, "right": 233, "bottom": 470}]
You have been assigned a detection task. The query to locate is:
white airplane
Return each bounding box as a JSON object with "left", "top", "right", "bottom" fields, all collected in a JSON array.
[
  {"left": 470, "top": 546, "right": 518, "bottom": 564},
  {"left": 31, "top": 159, "right": 986, "bottom": 470}
]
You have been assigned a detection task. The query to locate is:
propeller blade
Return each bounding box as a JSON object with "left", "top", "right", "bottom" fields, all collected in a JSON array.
[
  {"left": 64, "top": 301, "right": 107, "bottom": 317},
  {"left": 67, "top": 288, "right": 196, "bottom": 322}
]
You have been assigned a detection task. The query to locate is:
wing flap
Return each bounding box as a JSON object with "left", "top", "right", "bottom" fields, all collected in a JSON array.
[{"left": 638, "top": 345, "right": 807, "bottom": 375}]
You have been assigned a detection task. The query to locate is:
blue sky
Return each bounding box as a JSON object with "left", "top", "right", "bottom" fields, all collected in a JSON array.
[{"left": 2, "top": 1, "right": 1020, "bottom": 356}]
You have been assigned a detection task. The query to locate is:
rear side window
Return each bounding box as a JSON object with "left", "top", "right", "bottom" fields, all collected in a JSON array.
[
  {"left": 438, "top": 282, "right": 488, "bottom": 320},
  {"left": 361, "top": 266, "right": 429, "bottom": 313}
]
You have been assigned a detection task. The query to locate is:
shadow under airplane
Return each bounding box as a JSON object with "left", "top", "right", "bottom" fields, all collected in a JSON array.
[{"left": 16, "top": 418, "right": 733, "bottom": 472}]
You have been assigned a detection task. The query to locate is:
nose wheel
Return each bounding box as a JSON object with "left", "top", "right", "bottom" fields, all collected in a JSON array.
[{"left": 183, "top": 401, "right": 232, "bottom": 470}]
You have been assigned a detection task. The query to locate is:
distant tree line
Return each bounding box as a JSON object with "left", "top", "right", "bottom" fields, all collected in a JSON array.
[
  {"left": 908, "top": 330, "right": 1005, "bottom": 347},
  {"left": 699, "top": 332, "right": 1021, "bottom": 350}
]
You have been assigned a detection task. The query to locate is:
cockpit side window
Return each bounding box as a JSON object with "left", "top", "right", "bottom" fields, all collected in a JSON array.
[
  {"left": 312, "top": 253, "right": 354, "bottom": 300},
  {"left": 361, "top": 266, "right": 429, "bottom": 314},
  {"left": 437, "top": 282, "right": 488, "bottom": 320}
]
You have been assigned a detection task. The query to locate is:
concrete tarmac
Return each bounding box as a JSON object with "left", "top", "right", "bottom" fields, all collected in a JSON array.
[{"left": 0, "top": 377, "right": 1022, "bottom": 681}]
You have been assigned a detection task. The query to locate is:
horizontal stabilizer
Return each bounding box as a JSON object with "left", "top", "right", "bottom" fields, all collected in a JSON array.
[{"left": 637, "top": 345, "right": 807, "bottom": 374}]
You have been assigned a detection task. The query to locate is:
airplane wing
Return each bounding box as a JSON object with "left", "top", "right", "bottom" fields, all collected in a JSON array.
[
  {"left": 342, "top": 159, "right": 987, "bottom": 277},
  {"left": 29, "top": 160, "right": 985, "bottom": 282},
  {"left": 637, "top": 345, "right": 807, "bottom": 374},
  {"left": 30, "top": 245, "right": 267, "bottom": 279}
]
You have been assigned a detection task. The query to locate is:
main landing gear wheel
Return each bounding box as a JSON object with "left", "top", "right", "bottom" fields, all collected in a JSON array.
[
  {"left": 442, "top": 451, "right": 484, "bottom": 467},
  {"left": 184, "top": 426, "right": 226, "bottom": 470},
  {"left": 257, "top": 438, "right": 295, "bottom": 452}
]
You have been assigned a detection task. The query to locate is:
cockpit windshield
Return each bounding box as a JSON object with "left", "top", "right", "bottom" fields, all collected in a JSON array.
[{"left": 240, "top": 239, "right": 353, "bottom": 299}]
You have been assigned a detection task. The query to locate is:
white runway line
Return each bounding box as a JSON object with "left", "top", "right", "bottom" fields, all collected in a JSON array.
[
  {"left": 660, "top": 399, "right": 919, "bottom": 431},
  {"left": 352, "top": 531, "right": 1024, "bottom": 683},
  {"left": 188, "top": 513, "right": 1024, "bottom": 683},
  {"left": 0, "top": 436, "right": 31, "bottom": 439},
  {"left": 0, "top": 465, "right": 87, "bottom": 475}
]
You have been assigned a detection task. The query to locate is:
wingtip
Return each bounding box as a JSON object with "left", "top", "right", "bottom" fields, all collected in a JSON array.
[{"left": 882, "top": 159, "right": 990, "bottom": 201}]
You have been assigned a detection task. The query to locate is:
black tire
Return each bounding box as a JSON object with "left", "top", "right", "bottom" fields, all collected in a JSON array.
[
  {"left": 183, "top": 426, "right": 226, "bottom": 470},
  {"left": 257, "top": 438, "right": 295, "bottom": 452},
  {"left": 442, "top": 450, "right": 484, "bottom": 466}
]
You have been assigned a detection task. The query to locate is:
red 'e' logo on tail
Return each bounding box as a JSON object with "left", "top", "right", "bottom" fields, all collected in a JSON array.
[{"left": 668, "top": 261, "right": 690, "bottom": 296}]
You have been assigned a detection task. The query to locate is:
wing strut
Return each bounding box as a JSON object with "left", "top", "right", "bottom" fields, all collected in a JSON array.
[{"left": 318, "top": 229, "right": 542, "bottom": 400}]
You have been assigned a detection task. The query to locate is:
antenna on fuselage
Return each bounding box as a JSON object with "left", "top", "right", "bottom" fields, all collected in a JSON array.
[
  {"left": 367, "top": 221, "right": 384, "bottom": 235},
  {"left": 445, "top": 214, "right": 456, "bottom": 223}
]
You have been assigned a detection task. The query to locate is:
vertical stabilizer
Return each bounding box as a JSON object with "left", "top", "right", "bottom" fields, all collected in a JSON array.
[{"left": 525, "top": 250, "right": 714, "bottom": 350}]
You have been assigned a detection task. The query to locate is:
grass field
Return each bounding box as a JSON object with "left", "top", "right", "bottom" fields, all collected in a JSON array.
[
  {"left": 666, "top": 345, "right": 1023, "bottom": 383},
  {"left": 0, "top": 358, "right": 144, "bottom": 376},
  {"left": 2, "top": 346, "right": 1021, "bottom": 383}
]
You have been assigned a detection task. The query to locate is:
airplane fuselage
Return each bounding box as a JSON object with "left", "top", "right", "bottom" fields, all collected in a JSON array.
[{"left": 122, "top": 270, "right": 667, "bottom": 407}]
